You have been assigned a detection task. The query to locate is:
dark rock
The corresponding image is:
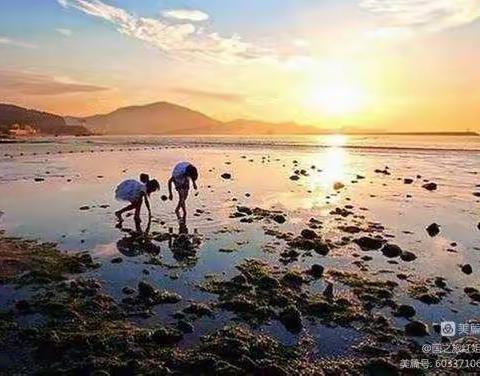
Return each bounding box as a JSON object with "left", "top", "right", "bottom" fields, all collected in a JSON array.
[
  {"left": 237, "top": 206, "right": 252, "bottom": 215},
  {"left": 231, "top": 275, "right": 247, "bottom": 285},
  {"left": 405, "top": 321, "right": 429, "bottom": 336},
  {"left": 151, "top": 327, "right": 183, "bottom": 345},
  {"left": 79, "top": 206, "right": 90, "bottom": 211},
  {"left": 417, "top": 293, "right": 440, "bottom": 305},
  {"left": 122, "top": 286, "right": 135, "bottom": 295},
  {"left": 461, "top": 264, "right": 473, "bottom": 275},
  {"left": 160, "top": 195, "right": 168, "bottom": 201},
  {"left": 426, "top": 223, "right": 440, "bottom": 237},
  {"left": 365, "top": 358, "right": 399, "bottom": 376},
  {"left": 381, "top": 244, "right": 402, "bottom": 258},
  {"left": 434, "top": 277, "right": 447, "bottom": 289},
  {"left": 422, "top": 182, "right": 437, "bottom": 191},
  {"left": 394, "top": 304, "right": 416, "bottom": 318},
  {"left": 354, "top": 236, "right": 384, "bottom": 251},
  {"left": 289, "top": 175, "right": 299, "bottom": 181},
  {"left": 403, "top": 178, "right": 413, "bottom": 184},
  {"left": 34, "top": 177, "right": 45, "bottom": 182},
  {"left": 258, "top": 275, "right": 280, "bottom": 290},
  {"left": 271, "top": 214, "right": 286, "bottom": 224},
  {"left": 221, "top": 173, "right": 232, "bottom": 179},
  {"left": 310, "top": 264, "right": 324, "bottom": 278},
  {"left": 177, "top": 320, "right": 194, "bottom": 333},
  {"left": 300, "top": 228, "right": 317, "bottom": 239},
  {"left": 279, "top": 306, "right": 302, "bottom": 333},
  {"left": 400, "top": 251, "right": 417, "bottom": 262},
  {"left": 111, "top": 257, "right": 123, "bottom": 264},
  {"left": 138, "top": 281, "right": 156, "bottom": 298}
]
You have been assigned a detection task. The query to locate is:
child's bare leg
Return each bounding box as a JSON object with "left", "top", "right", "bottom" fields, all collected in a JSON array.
[
  {"left": 134, "top": 200, "right": 142, "bottom": 222},
  {"left": 115, "top": 203, "right": 136, "bottom": 222}
]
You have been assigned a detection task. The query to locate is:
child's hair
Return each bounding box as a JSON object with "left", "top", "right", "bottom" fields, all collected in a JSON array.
[
  {"left": 186, "top": 165, "right": 198, "bottom": 181},
  {"left": 146, "top": 179, "right": 160, "bottom": 194},
  {"left": 140, "top": 173, "right": 150, "bottom": 184}
]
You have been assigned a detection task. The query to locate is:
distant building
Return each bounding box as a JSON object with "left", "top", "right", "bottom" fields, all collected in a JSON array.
[{"left": 9, "top": 123, "right": 37, "bottom": 136}]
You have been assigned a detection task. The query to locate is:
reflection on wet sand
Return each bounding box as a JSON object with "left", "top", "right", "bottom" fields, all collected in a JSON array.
[
  {"left": 116, "top": 217, "right": 160, "bottom": 257},
  {"left": 168, "top": 218, "right": 202, "bottom": 265}
]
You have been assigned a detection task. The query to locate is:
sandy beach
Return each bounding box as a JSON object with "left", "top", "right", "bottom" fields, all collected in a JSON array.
[{"left": 0, "top": 135, "right": 479, "bottom": 373}]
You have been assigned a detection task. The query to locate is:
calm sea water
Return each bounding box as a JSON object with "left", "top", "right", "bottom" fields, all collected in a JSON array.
[{"left": 1, "top": 134, "right": 479, "bottom": 356}]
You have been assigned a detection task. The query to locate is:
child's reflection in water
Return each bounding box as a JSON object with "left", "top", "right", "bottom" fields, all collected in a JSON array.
[{"left": 116, "top": 217, "right": 160, "bottom": 257}]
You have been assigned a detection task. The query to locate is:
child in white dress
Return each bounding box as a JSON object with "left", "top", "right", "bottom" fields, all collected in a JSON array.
[
  {"left": 168, "top": 162, "right": 198, "bottom": 221},
  {"left": 115, "top": 174, "right": 159, "bottom": 223}
]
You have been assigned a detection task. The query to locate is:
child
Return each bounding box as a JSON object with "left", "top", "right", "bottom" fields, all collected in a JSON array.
[
  {"left": 168, "top": 162, "right": 198, "bottom": 220},
  {"left": 115, "top": 174, "right": 160, "bottom": 223}
]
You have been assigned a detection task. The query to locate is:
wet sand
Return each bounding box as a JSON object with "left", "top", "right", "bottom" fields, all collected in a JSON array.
[{"left": 0, "top": 136, "right": 479, "bottom": 373}]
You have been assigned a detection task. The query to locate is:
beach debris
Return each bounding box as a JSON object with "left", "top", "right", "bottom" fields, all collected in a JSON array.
[
  {"left": 461, "top": 264, "right": 473, "bottom": 275},
  {"left": 426, "top": 223, "right": 440, "bottom": 237},
  {"left": 405, "top": 321, "right": 429, "bottom": 336},
  {"left": 422, "top": 182, "right": 437, "bottom": 191},
  {"left": 221, "top": 173, "right": 232, "bottom": 179}
]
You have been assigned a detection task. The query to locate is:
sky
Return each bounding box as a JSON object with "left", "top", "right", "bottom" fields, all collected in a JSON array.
[{"left": 0, "top": 0, "right": 479, "bottom": 132}]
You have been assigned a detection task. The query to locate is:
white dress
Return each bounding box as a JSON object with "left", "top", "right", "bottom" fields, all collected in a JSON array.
[
  {"left": 172, "top": 161, "right": 191, "bottom": 190},
  {"left": 115, "top": 179, "right": 146, "bottom": 202}
]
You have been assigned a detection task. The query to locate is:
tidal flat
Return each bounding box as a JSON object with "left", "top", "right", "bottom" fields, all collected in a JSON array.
[{"left": 1, "top": 135, "right": 479, "bottom": 374}]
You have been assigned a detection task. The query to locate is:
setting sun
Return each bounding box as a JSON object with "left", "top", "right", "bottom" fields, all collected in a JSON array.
[{"left": 305, "top": 82, "right": 368, "bottom": 116}]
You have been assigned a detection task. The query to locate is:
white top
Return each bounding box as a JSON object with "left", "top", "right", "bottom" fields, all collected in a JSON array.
[
  {"left": 172, "top": 161, "right": 191, "bottom": 179},
  {"left": 115, "top": 179, "right": 146, "bottom": 202}
]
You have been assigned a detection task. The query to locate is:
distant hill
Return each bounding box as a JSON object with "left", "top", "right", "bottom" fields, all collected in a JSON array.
[
  {"left": 83, "top": 101, "right": 221, "bottom": 134},
  {"left": 0, "top": 103, "right": 90, "bottom": 135}
]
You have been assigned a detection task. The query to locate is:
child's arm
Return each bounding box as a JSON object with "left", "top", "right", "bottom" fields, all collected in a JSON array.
[
  {"left": 168, "top": 177, "right": 174, "bottom": 200},
  {"left": 144, "top": 194, "right": 151, "bottom": 217},
  {"left": 191, "top": 177, "right": 197, "bottom": 190}
]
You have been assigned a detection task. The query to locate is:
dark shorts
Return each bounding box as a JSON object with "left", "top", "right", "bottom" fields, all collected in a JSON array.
[{"left": 174, "top": 177, "right": 189, "bottom": 192}]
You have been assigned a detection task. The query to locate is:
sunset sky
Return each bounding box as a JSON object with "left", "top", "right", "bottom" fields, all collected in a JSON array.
[{"left": 0, "top": 0, "right": 479, "bottom": 131}]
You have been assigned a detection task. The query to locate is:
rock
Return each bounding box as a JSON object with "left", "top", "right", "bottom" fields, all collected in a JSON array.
[
  {"left": 177, "top": 320, "right": 194, "bottom": 333},
  {"left": 381, "top": 244, "right": 402, "bottom": 258},
  {"left": 219, "top": 248, "right": 237, "bottom": 253},
  {"left": 417, "top": 293, "right": 440, "bottom": 304},
  {"left": 365, "top": 358, "right": 399, "bottom": 376},
  {"left": 403, "top": 178, "right": 413, "bottom": 184},
  {"left": 138, "top": 281, "right": 157, "bottom": 298},
  {"left": 310, "top": 264, "right": 324, "bottom": 278},
  {"left": 473, "top": 192, "right": 480, "bottom": 197},
  {"left": 400, "top": 251, "right": 417, "bottom": 262},
  {"left": 151, "top": 327, "right": 183, "bottom": 345},
  {"left": 422, "top": 182, "right": 437, "bottom": 191},
  {"left": 434, "top": 277, "right": 447, "bottom": 289},
  {"left": 183, "top": 303, "right": 213, "bottom": 316},
  {"left": 405, "top": 321, "right": 429, "bottom": 336},
  {"left": 354, "top": 237, "right": 384, "bottom": 251},
  {"left": 221, "top": 173, "right": 232, "bottom": 180},
  {"left": 111, "top": 257, "right": 123, "bottom": 264},
  {"left": 34, "top": 177, "right": 45, "bottom": 182},
  {"left": 333, "top": 182, "right": 345, "bottom": 190},
  {"left": 122, "top": 286, "right": 135, "bottom": 295},
  {"left": 79, "top": 206, "right": 90, "bottom": 211},
  {"left": 271, "top": 214, "right": 286, "bottom": 224},
  {"left": 231, "top": 275, "right": 247, "bottom": 285},
  {"left": 323, "top": 282, "right": 334, "bottom": 299},
  {"left": 300, "top": 229, "right": 317, "bottom": 239},
  {"left": 426, "top": 223, "right": 440, "bottom": 237},
  {"left": 477, "top": 222, "right": 480, "bottom": 230},
  {"left": 461, "top": 264, "right": 473, "bottom": 275},
  {"left": 160, "top": 195, "right": 168, "bottom": 201},
  {"left": 237, "top": 206, "right": 252, "bottom": 215},
  {"left": 279, "top": 306, "right": 302, "bottom": 333},
  {"left": 394, "top": 304, "right": 416, "bottom": 318},
  {"left": 258, "top": 275, "right": 280, "bottom": 290},
  {"left": 289, "top": 175, "right": 299, "bottom": 181}
]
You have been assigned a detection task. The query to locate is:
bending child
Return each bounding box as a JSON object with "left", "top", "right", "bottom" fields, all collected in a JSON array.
[
  {"left": 168, "top": 162, "right": 198, "bottom": 221},
  {"left": 115, "top": 173, "right": 159, "bottom": 223}
]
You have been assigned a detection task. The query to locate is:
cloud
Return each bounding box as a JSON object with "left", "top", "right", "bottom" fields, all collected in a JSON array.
[
  {"left": 360, "top": 0, "right": 480, "bottom": 35},
  {"left": 172, "top": 88, "right": 245, "bottom": 102},
  {"left": 0, "top": 70, "right": 108, "bottom": 95},
  {"left": 56, "top": 28, "right": 73, "bottom": 36},
  {"left": 162, "top": 9, "right": 209, "bottom": 22},
  {"left": 0, "top": 35, "right": 37, "bottom": 49},
  {"left": 57, "top": 0, "right": 272, "bottom": 63}
]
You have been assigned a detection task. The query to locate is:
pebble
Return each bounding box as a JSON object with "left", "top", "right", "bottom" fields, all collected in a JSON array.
[
  {"left": 426, "top": 223, "right": 440, "bottom": 237},
  {"left": 405, "top": 321, "right": 429, "bottom": 336}
]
